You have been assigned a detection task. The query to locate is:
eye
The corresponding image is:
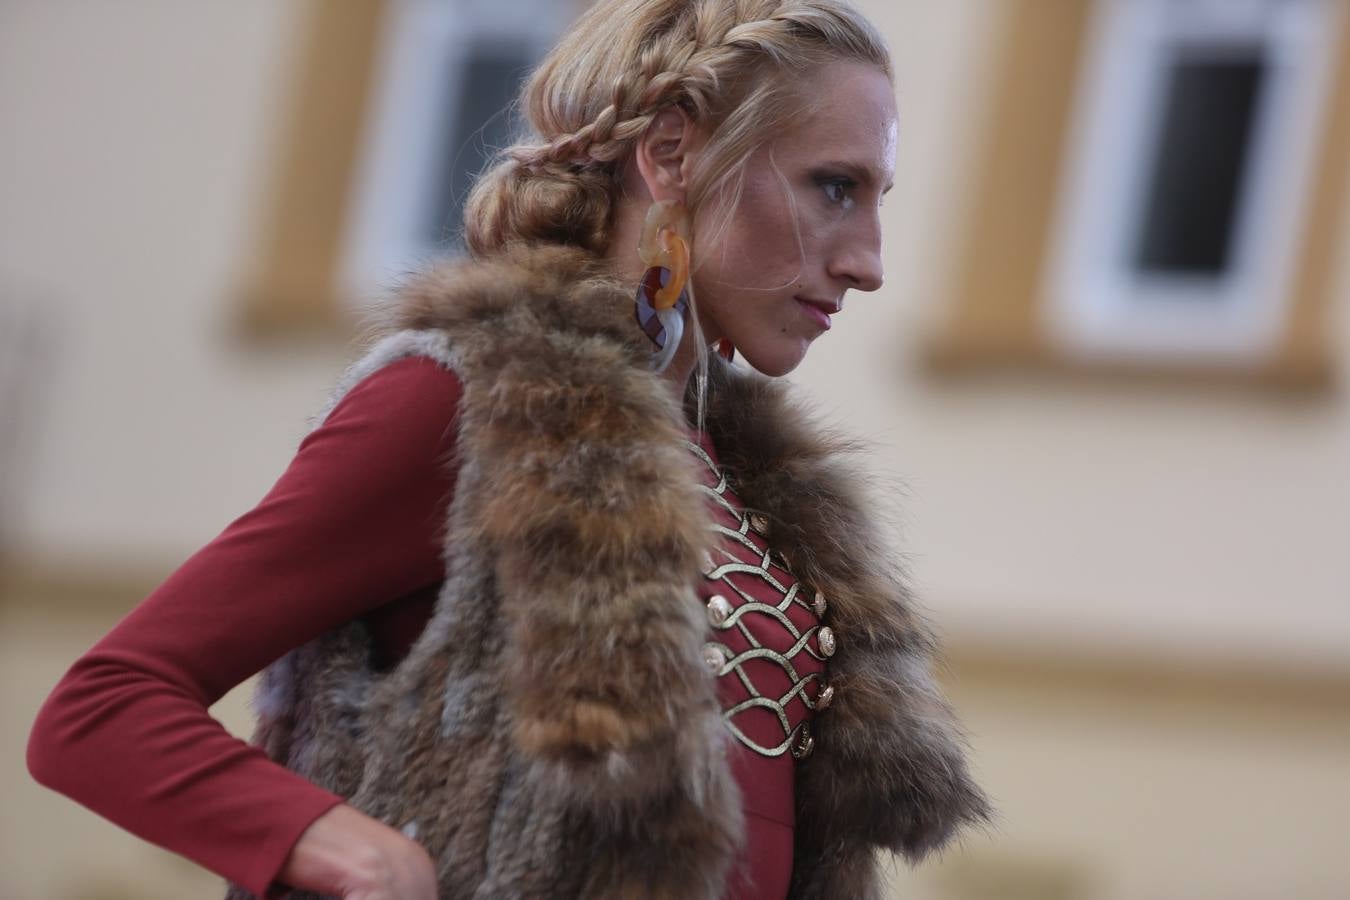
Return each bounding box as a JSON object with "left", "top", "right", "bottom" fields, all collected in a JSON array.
[{"left": 815, "top": 175, "right": 857, "bottom": 208}]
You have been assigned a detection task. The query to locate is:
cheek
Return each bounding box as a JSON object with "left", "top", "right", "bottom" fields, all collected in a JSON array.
[{"left": 724, "top": 173, "right": 804, "bottom": 277}]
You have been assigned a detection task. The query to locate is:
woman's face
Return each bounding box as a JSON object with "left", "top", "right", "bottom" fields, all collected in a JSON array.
[{"left": 692, "top": 62, "right": 897, "bottom": 377}]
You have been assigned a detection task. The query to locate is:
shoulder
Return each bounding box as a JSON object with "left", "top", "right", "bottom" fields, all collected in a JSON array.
[
  {"left": 317, "top": 329, "right": 461, "bottom": 425},
  {"left": 304, "top": 354, "right": 463, "bottom": 467},
  {"left": 334, "top": 354, "right": 462, "bottom": 411}
]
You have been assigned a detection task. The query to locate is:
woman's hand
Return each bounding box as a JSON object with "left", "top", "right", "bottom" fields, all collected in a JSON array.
[{"left": 277, "top": 803, "right": 437, "bottom": 899}]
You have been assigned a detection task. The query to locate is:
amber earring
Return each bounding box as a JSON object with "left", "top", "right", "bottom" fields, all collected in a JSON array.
[{"left": 634, "top": 199, "right": 691, "bottom": 372}]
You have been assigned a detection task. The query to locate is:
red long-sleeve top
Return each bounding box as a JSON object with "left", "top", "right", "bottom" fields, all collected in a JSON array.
[{"left": 27, "top": 355, "right": 818, "bottom": 899}]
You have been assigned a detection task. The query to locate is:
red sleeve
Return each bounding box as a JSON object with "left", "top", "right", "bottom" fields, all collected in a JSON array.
[{"left": 26, "top": 355, "right": 463, "bottom": 898}]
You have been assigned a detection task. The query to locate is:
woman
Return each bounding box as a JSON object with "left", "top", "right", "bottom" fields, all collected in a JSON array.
[{"left": 27, "top": 1, "right": 989, "bottom": 897}]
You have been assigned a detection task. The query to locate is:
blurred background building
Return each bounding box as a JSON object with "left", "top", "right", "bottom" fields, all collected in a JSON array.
[{"left": 2, "top": 0, "right": 1348, "bottom": 897}]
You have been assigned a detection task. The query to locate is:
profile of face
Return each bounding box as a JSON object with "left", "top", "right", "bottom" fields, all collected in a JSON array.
[{"left": 693, "top": 62, "right": 898, "bottom": 376}]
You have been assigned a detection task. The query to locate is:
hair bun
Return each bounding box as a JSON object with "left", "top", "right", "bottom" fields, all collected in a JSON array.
[{"left": 464, "top": 156, "right": 614, "bottom": 258}]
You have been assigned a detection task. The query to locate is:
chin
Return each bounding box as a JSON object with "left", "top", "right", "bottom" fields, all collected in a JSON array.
[{"left": 737, "top": 344, "right": 807, "bottom": 378}]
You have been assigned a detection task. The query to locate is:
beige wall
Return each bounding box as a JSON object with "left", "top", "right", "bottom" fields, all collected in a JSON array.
[
  {"left": 799, "top": 0, "right": 1350, "bottom": 672},
  {"left": 0, "top": 0, "right": 349, "bottom": 568},
  {"left": 888, "top": 658, "right": 1350, "bottom": 900},
  {"left": 3, "top": 1, "right": 1347, "bottom": 898}
]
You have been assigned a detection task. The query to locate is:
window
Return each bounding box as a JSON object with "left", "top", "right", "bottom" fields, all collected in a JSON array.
[
  {"left": 1044, "top": 0, "right": 1340, "bottom": 366},
  {"left": 1133, "top": 50, "right": 1268, "bottom": 277},
  {"left": 926, "top": 0, "right": 1348, "bottom": 389}
]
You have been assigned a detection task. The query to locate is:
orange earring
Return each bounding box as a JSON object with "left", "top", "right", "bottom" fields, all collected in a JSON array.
[{"left": 635, "top": 199, "right": 692, "bottom": 371}]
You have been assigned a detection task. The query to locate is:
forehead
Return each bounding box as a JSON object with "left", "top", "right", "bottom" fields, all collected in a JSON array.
[{"left": 780, "top": 63, "right": 897, "bottom": 177}]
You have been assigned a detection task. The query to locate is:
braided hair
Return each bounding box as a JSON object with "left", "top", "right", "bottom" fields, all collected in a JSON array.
[{"left": 463, "top": 0, "right": 891, "bottom": 258}]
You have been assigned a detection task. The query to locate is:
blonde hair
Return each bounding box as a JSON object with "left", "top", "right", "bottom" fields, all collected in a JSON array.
[{"left": 463, "top": 0, "right": 891, "bottom": 259}]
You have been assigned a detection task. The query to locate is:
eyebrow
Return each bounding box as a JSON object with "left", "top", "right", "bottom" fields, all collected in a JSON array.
[{"left": 819, "top": 159, "right": 895, "bottom": 194}]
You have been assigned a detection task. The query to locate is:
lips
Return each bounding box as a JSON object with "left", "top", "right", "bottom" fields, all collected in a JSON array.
[{"left": 796, "top": 298, "right": 839, "bottom": 331}]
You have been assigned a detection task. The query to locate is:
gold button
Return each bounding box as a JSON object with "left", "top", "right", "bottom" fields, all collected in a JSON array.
[
  {"left": 748, "top": 512, "right": 769, "bottom": 536},
  {"left": 817, "top": 626, "right": 837, "bottom": 658},
  {"left": 702, "top": 643, "right": 727, "bottom": 674},
  {"left": 812, "top": 590, "right": 827, "bottom": 617},
  {"left": 790, "top": 723, "right": 815, "bottom": 759},
  {"left": 815, "top": 684, "right": 834, "bottom": 710},
  {"left": 706, "top": 594, "right": 733, "bottom": 627}
]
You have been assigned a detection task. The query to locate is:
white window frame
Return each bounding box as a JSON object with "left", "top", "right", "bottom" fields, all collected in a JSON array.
[{"left": 1042, "top": 0, "right": 1341, "bottom": 365}]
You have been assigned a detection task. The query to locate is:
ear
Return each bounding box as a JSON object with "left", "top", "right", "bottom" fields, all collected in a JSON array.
[{"left": 633, "top": 106, "right": 702, "bottom": 205}]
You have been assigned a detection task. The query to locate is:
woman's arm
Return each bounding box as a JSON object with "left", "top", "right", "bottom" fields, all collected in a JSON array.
[{"left": 26, "top": 356, "right": 462, "bottom": 898}]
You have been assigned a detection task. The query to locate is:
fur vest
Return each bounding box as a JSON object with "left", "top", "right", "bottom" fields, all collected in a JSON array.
[{"left": 226, "top": 244, "right": 989, "bottom": 900}]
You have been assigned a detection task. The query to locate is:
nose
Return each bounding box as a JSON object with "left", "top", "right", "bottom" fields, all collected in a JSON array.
[{"left": 827, "top": 215, "right": 884, "bottom": 293}]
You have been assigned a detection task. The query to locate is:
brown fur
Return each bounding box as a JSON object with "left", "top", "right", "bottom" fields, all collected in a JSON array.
[{"left": 227, "top": 243, "right": 988, "bottom": 899}]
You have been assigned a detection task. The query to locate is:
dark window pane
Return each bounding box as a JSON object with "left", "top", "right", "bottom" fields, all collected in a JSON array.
[
  {"left": 1133, "top": 51, "right": 1266, "bottom": 278},
  {"left": 426, "top": 43, "right": 533, "bottom": 247}
]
